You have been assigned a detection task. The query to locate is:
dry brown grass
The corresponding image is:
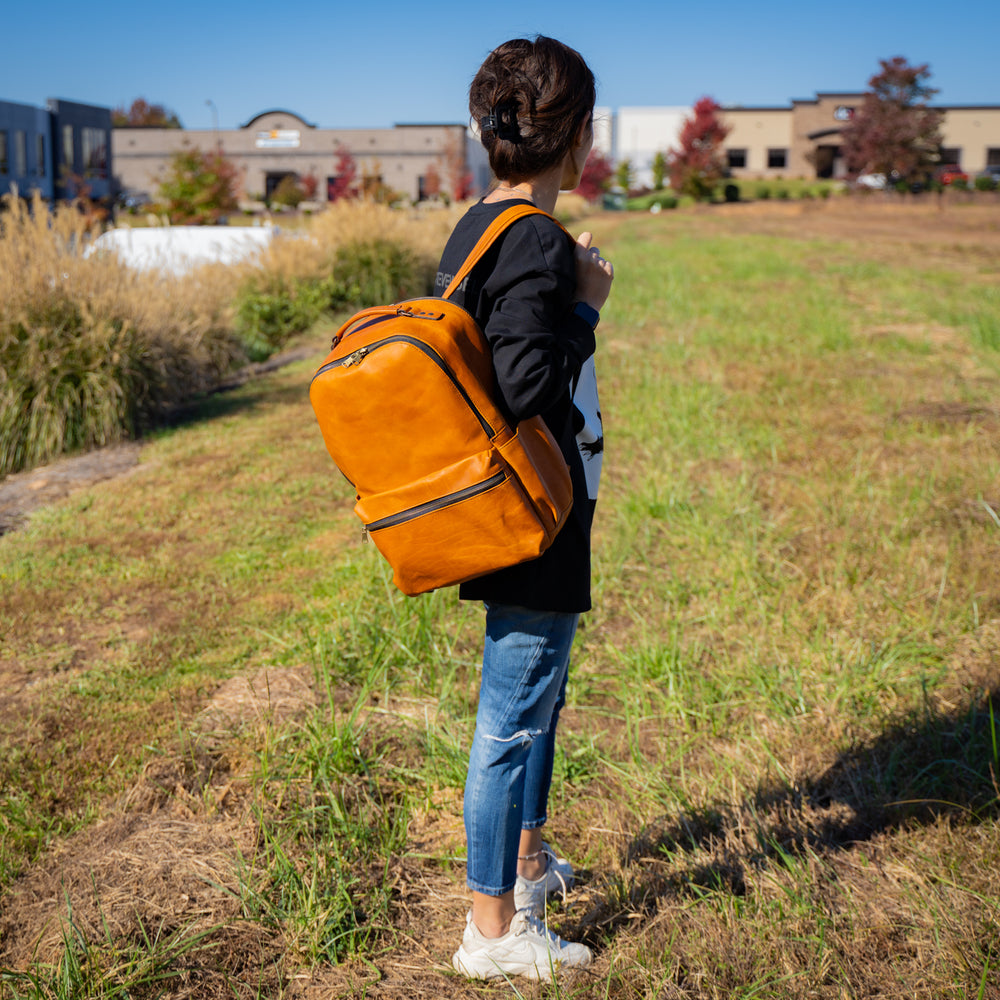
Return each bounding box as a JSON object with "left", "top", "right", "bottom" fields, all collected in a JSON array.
[{"left": 1, "top": 198, "right": 998, "bottom": 999}]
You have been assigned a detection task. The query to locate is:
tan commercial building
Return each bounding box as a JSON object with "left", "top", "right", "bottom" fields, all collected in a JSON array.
[
  {"left": 720, "top": 93, "right": 1000, "bottom": 179},
  {"left": 112, "top": 109, "right": 490, "bottom": 204},
  {"left": 603, "top": 94, "right": 1000, "bottom": 185}
]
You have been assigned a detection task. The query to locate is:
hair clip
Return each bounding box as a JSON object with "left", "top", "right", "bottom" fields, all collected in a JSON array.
[{"left": 480, "top": 103, "right": 520, "bottom": 142}]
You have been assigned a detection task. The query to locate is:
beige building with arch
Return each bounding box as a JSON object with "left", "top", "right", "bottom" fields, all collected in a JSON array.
[{"left": 112, "top": 109, "right": 490, "bottom": 204}]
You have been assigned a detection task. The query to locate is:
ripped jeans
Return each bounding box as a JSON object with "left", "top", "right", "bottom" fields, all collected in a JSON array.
[{"left": 464, "top": 601, "right": 580, "bottom": 896}]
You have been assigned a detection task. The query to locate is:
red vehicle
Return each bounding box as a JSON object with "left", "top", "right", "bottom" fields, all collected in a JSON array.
[{"left": 938, "top": 166, "right": 969, "bottom": 186}]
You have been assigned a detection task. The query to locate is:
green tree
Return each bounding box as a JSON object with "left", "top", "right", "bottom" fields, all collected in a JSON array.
[
  {"left": 158, "top": 147, "right": 239, "bottom": 224},
  {"left": 615, "top": 158, "right": 635, "bottom": 193},
  {"left": 841, "top": 57, "right": 944, "bottom": 185},
  {"left": 271, "top": 174, "right": 305, "bottom": 208},
  {"left": 651, "top": 150, "right": 667, "bottom": 190}
]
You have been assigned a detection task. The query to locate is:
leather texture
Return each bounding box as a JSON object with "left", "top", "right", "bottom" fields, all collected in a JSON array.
[{"left": 309, "top": 205, "right": 573, "bottom": 596}]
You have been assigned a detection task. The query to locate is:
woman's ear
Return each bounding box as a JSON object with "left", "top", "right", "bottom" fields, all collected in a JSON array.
[{"left": 574, "top": 114, "right": 594, "bottom": 150}]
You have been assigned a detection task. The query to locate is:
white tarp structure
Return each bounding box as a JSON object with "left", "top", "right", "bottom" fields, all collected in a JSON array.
[{"left": 88, "top": 225, "right": 276, "bottom": 275}]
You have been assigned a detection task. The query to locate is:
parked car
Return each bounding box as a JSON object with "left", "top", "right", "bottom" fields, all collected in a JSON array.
[
  {"left": 116, "top": 188, "right": 153, "bottom": 211},
  {"left": 977, "top": 164, "right": 1000, "bottom": 182},
  {"left": 855, "top": 173, "right": 886, "bottom": 189},
  {"left": 937, "top": 167, "right": 969, "bottom": 186}
]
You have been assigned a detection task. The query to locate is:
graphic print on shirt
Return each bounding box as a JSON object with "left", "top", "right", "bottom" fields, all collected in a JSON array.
[{"left": 571, "top": 355, "right": 603, "bottom": 500}]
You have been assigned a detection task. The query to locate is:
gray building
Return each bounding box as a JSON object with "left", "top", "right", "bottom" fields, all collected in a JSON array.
[{"left": 0, "top": 98, "right": 113, "bottom": 202}]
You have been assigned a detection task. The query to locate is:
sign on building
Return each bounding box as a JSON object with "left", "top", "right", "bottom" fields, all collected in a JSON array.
[{"left": 255, "top": 129, "right": 300, "bottom": 149}]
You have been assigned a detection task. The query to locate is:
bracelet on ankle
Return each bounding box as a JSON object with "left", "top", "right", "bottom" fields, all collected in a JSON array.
[{"left": 517, "top": 849, "right": 542, "bottom": 861}]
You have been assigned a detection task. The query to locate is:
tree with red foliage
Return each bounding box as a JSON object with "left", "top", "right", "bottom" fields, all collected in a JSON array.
[
  {"left": 574, "top": 150, "right": 613, "bottom": 203},
  {"left": 667, "top": 97, "right": 730, "bottom": 201},
  {"left": 840, "top": 57, "right": 943, "bottom": 185},
  {"left": 422, "top": 162, "right": 442, "bottom": 200},
  {"left": 300, "top": 172, "right": 319, "bottom": 200},
  {"left": 112, "top": 98, "right": 182, "bottom": 128},
  {"left": 328, "top": 144, "right": 358, "bottom": 201},
  {"left": 443, "top": 131, "right": 474, "bottom": 201}
]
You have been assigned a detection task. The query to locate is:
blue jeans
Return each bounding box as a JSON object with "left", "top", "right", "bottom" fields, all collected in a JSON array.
[{"left": 464, "top": 601, "right": 579, "bottom": 896}]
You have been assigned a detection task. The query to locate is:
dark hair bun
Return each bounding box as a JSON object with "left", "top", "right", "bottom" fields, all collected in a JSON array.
[{"left": 471, "top": 36, "right": 596, "bottom": 183}]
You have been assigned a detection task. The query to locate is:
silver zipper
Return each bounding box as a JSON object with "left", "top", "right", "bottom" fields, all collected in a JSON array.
[{"left": 342, "top": 346, "right": 370, "bottom": 367}]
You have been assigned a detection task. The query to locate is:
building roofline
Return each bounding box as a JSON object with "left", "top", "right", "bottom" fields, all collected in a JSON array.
[
  {"left": 722, "top": 105, "right": 791, "bottom": 112},
  {"left": 931, "top": 103, "right": 1000, "bottom": 111},
  {"left": 240, "top": 109, "right": 317, "bottom": 129}
]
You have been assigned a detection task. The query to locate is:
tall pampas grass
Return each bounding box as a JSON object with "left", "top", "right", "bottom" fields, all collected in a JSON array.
[{"left": 0, "top": 194, "right": 247, "bottom": 476}]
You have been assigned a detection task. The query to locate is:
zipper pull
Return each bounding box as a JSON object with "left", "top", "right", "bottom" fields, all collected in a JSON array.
[
  {"left": 361, "top": 524, "right": 369, "bottom": 543},
  {"left": 343, "top": 346, "right": 370, "bottom": 368}
]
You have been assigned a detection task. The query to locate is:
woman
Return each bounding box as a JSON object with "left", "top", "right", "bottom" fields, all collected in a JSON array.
[{"left": 435, "top": 37, "right": 614, "bottom": 981}]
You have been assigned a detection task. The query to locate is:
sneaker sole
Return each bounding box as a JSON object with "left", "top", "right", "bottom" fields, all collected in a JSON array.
[{"left": 452, "top": 946, "right": 555, "bottom": 982}]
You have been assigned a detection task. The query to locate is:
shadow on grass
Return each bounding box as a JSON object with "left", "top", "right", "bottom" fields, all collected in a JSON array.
[
  {"left": 157, "top": 363, "right": 316, "bottom": 431},
  {"left": 575, "top": 685, "right": 1000, "bottom": 943}
]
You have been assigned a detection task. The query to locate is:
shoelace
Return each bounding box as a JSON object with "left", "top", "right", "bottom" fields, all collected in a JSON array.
[
  {"left": 520, "top": 909, "right": 565, "bottom": 947},
  {"left": 522, "top": 847, "right": 570, "bottom": 906}
]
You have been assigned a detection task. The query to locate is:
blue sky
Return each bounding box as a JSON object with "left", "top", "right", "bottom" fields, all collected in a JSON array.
[{"left": 2, "top": 0, "right": 997, "bottom": 130}]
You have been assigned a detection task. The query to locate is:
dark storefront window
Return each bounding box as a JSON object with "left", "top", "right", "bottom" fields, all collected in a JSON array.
[
  {"left": 767, "top": 148, "right": 788, "bottom": 169},
  {"left": 62, "top": 124, "right": 74, "bottom": 170},
  {"left": 82, "top": 127, "right": 107, "bottom": 178},
  {"left": 726, "top": 148, "right": 747, "bottom": 170},
  {"left": 14, "top": 130, "right": 26, "bottom": 176}
]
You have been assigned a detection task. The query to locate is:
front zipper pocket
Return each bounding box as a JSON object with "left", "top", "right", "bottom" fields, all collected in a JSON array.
[
  {"left": 311, "top": 330, "right": 496, "bottom": 438},
  {"left": 366, "top": 470, "right": 507, "bottom": 533}
]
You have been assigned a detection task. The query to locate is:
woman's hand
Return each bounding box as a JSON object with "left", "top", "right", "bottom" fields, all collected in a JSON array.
[{"left": 574, "top": 231, "right": 614, "bottom": 312}]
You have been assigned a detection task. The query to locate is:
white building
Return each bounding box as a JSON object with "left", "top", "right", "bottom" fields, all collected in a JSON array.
[{"left": 607, "top": 107, "right": 689, "bottom": 187}]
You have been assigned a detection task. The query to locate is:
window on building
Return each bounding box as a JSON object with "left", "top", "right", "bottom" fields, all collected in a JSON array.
[
  {"left": 81, "top": 127, "right": 107, "bottom": 177},
  {"left": 62, "top": 124, "right": 74, "bottom": 170},
  {"left": 0, "top": 131, "right": 7, "bottom": 175},
  {"left": 36, "top": 134, "right": 45, "bottom": 177},
  {"left": 727, "top": 148, "right": 747, "bottom": 170},
  {"left": 939, "top": 147, "right": 961, "bottom": 167},
  {"left": 987, "top": 147, "right": 1000, "bottom": 166},
  {"left": 14, "top": 130, "right": 27, "bottom": 176},
  {"left": 767, "top": 148, "right": 787, "bottom": 169}
]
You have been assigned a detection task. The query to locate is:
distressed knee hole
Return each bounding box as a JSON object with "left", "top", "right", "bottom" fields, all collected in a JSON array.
[{"left": 482, "top": 726, "right": 545, "bottom": 745}]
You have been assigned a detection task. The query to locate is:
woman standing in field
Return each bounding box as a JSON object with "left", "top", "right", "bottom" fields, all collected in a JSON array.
[{"left": 435, "top": 36, "right": 614, "bottom": 981}]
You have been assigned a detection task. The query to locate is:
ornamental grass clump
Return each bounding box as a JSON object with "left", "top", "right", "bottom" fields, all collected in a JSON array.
[
  {"left": 0, "top": 194, "right": 246, "bottom": 476},
  {"left": 233, "top": 200, "right": 451, "bottom": 354}
]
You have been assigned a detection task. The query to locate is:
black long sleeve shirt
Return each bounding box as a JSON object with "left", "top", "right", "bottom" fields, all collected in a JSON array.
[{"left": 434, "top": 199, "right": 602, "bottom": 613}]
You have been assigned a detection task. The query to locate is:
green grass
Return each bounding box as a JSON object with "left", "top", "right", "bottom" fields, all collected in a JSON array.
[{"left": 1, "top": 204, "right": 999, "bottom": 998}]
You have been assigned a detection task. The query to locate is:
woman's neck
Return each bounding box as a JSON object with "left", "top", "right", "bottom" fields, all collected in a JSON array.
[{"left": 484, "top": 165, "right": 562, "bottom": 214}]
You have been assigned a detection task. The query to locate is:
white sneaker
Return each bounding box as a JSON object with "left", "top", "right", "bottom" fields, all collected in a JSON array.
[
  {"left": 452, "top": 908, "right": 592, "bottom": 981},
  {"left": 513, "top": 842, "right": 575, "bottom": 914}
]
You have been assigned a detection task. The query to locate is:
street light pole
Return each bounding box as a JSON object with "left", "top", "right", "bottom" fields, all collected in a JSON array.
[{"left": 206, "top": 99, "right": 220, "bottom": 151}]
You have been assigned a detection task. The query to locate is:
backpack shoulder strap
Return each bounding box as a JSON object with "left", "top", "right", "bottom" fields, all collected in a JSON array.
[{"left": 441, "top": 204, "right": 567, "bottom": 300}]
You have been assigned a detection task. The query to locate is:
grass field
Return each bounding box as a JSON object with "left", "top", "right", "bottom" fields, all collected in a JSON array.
[{"left": 1, "top": 198, "right": 999, "bottom": 999}]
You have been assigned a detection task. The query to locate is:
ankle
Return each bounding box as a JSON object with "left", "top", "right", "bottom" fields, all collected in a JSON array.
[
  {"left": 517, "top": 850, "right": 548, "bottom": 882},
  {"left": 471, "top": 891, "right": 516, "bottom": 940},
  {"left": 472, "top": 914, "right": 512, "bottom": 939}
]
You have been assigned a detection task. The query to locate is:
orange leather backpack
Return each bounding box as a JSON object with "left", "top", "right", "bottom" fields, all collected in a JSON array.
[{"left": 309, "top": 204, "right": 573, "bottom": 596}]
